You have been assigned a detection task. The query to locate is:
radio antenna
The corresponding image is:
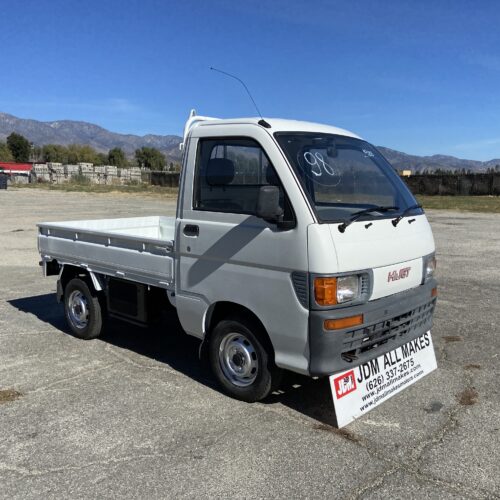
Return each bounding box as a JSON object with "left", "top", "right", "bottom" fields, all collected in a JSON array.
[{"left": 210, "top": 66, "right": 270, "bottom": 127}]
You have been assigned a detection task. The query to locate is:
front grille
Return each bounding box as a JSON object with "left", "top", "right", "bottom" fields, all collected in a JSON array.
[{"left": 341, "top": 298, "right": 436, "bottom": 361}]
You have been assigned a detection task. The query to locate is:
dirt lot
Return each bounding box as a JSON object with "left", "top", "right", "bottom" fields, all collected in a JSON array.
[{"left": 0, "top": 189, "right": 499, "bottom": 499}]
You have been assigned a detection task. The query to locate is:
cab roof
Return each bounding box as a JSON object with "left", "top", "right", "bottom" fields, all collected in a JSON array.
[
  {"left": 181, "top": 110, "right": 362, "bottom": 149},
  {"left": 197, "top": 117, "right": 362, "bottom": 139}
]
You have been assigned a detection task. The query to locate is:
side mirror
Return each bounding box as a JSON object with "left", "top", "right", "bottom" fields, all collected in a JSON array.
[{"left": 256, "top": 185, "right": 284, "bottom": 223}]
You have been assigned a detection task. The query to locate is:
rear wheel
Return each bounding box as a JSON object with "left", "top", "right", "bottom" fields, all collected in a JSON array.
[
  {"left": 64, "top": 278, "right": 103, "bottom": 339},
  {"left": 208, "top": 316, "right": 282, "bottom": 402}
]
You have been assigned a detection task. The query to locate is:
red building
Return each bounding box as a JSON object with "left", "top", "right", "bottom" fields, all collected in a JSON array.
[{"left": 0, "top": 162, "right": 33, "bottom": 174}]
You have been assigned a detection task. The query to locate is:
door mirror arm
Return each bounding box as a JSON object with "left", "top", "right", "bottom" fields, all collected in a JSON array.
[{"left": 276, "top": 218, "right": 295, "bottom": 230}]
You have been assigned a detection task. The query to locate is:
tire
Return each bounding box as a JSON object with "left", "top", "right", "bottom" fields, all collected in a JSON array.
[
  {"left": 64, "top": 278, "right": 103, "bottom": 339},
  {"left": 208, "top": 315, "right": 283, "bottom": 402}
]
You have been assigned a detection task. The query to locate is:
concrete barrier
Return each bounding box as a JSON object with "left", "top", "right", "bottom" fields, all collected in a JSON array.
[{"left": 29, "top": 164, "right": 181, "bottom": 187}]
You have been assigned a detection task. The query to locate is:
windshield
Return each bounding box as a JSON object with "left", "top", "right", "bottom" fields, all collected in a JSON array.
[{"left": 274, "top": 132, "right": 422, "bottom": 223}]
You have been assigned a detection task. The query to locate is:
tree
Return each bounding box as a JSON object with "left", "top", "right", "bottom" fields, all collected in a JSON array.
[
  {"left": 94, "top": 153, "right": 106, "bottom": 166},
  {"left": 66, "top": 144, "right": 80, "bottom": 164},
  {"left": 79, "top": 145, "right": 99, "bottom": 164},
  {"left": 135, "top": 147, "right": 166, "bottom": 170},
  {"left": 42, "top": 144, "right": 68, "bottom": 163},
  {"left": 7, "top": 132, "right": 31, "bottom": 162},
  {"left": 66, "top": 144, "right": 99, "bottom": 164},
  {"left": 32, "top": 145, "right": 42, "bottom": 162},
  {"left": 0, "top": 142, "right": 14, "bottom": 162},
  {"left": 108, "top": 147, "right": 127, "bottom": 167}
]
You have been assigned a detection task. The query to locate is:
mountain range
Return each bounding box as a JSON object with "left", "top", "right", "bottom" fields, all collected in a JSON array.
[
  {"left": 377, "top": 147, "right": 499, "bottom": 173},
  {"left": 0, "top": 112, "right": 182, "bottom": 162},
  {"left": 1, "top": 112, "right": 499, "bottom": 171}
]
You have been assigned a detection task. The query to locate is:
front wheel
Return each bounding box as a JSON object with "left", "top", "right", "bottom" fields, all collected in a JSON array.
[
  {"left": 64, "top": 278, "right": 103, "bottom": 339},
  {"left": 208, "top": 316, "right": 282, "bottom": 402}
]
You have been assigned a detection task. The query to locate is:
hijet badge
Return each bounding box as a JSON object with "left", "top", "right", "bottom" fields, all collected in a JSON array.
[{"left": 329, "top": 331, "right": 437, "bottom": 428}]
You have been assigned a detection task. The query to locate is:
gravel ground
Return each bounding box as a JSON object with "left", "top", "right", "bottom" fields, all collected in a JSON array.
[{"left": 0, "top": 188, "right": 498, "bottom": 499}]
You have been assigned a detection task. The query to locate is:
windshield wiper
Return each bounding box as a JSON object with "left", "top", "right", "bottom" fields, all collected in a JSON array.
[
  {"left": 392, "top": 204, "right": 422, "bottom": 227},
  {"left": 338, "top": 206, "right": 399, "bottom": 233}
]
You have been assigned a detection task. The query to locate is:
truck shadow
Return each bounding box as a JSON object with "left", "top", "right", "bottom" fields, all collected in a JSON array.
[{"left": 8, "top": 293, "right": 338, "bottom": 427}]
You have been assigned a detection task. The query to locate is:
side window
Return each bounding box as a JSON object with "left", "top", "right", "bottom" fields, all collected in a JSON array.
[{"left": 194, "top": 138, "right": 285, "bottom": 215}]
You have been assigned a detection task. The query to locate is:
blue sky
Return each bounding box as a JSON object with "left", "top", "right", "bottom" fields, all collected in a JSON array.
[{"left": 1, "top": 0, "right": 499, "bottom": 160}]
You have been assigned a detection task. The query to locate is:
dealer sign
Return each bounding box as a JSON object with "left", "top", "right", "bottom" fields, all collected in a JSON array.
[{"left": 329, "top": 331, "right": 437, "bottom": 428}]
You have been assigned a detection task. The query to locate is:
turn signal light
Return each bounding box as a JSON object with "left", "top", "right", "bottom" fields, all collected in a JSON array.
[
  {"left": 314, "top": 277, "right": 338, "bottom": 306},
  {"left": 324, "top": 314, "right": 364, "bottom": 330},
  {"left": 431, "top": 287, "right": 438, "bottom": 297}
]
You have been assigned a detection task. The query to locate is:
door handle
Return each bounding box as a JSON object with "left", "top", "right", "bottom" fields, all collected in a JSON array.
[{"left": 183, "top": 224, "right": 199, "bottom": 237}]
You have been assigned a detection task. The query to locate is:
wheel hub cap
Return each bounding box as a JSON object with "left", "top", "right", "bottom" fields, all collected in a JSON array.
[
  {"left": 219, "top": 333, "right": 258, "bottom": 387},
  {"left": 68, "top": 290, "right": 89, "bottom": 329}
]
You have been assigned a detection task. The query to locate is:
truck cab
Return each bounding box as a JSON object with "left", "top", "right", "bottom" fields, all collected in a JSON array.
[{"left": 38, "top": 112, "right": 437, "bottom": 403}]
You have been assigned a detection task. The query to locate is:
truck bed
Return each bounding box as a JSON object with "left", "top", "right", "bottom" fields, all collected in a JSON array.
[{"left": 38, "top": 216, "right": 175, "bottom": 289}]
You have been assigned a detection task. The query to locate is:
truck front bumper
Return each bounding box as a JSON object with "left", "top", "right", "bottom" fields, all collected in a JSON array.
[{"left": 308, "top": 279, "right": 437, "bottom": 376}]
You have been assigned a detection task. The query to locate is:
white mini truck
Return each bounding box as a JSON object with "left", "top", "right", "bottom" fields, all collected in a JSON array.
[{"left": 38, "top": 112, "right": 437, "bottom": 402}]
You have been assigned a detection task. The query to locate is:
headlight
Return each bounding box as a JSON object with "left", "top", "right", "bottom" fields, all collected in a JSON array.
[
  {"left": 314, "top": 275, "right": 361, "bottom": 306},
  {"left": 423, "top": 254, "right": 436, "bottom": 283},
  {"left": 337, "top": 275, "right": 360, "bottom": 303}
]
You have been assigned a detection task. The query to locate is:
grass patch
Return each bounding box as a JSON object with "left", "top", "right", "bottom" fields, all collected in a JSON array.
[
  {"left": 13, "top": 182, "right": 179, "bottom": 198},
  {"left": 417, "top": 195, "right": 500, "bottom": 213}
]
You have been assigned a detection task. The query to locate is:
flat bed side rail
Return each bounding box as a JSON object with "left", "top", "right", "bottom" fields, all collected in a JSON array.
[{"left": 38, "top": 223, "right": 175, "bottom": 289}]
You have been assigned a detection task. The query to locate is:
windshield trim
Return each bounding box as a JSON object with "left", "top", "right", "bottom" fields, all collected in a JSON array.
[{"left": 273, "top": 131, "right": 423, "bottom": 224}]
